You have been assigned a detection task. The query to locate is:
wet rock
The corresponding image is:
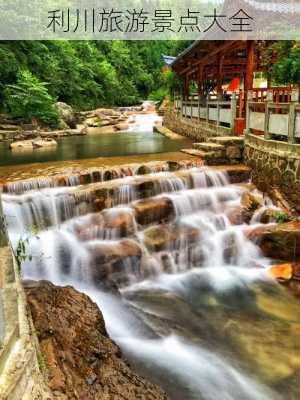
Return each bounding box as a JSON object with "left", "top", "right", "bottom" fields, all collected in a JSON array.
[
  {"left": 88, "top": 239, "right": 142, "bottom": 286},
  {"left": 293, "top": 263, "right": 300, "bottom": 280},
  {"left": 25, "top": 281, "right": 168, "bottom": 400},
  {"left": 143, "top": 224, "right": 200, "bottom": 252},
  {"left": 102, "top": 209, "right": 136, "bottom": 236},
  {"left": 241, "top": 191, "right": 263, "bottom": 212},
  {"left": 239, "top": 191, "right": 264, "bottom": 223},
  {"left": 226, "top": 205, "right": 245, "bottom": 225},
  {"left": 134, "top": 197, "right": 174, "bottom": 226},
  {"left": 259, "top": 208, "right": 282, "bottom": 224},
  {"left": 213, "top": 165, "right": 250, "bottom": 184},
  {"left": 267, "top": 263, "right": 293, "bottom": 282},
  {"left": 75, "top": 210, "right": 136, "bottom": 241},
  {"left": 247, "top": 221, "right": 300, "bottom": 261}
]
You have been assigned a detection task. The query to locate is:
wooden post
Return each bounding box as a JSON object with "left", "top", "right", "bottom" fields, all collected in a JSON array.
[
  {"left": 217, "top": 53, "right": 224, "bottom": 101},
  {"left": 245, "top": 41, "right": 255, "bottom": 115},
  {"left": 238, "top": 89, "right": 244, "bottom": 118}
]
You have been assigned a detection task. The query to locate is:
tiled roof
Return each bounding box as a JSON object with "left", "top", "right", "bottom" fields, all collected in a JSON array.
[{"left": 243, "top": 0, "right": 300, "bottom": 14}]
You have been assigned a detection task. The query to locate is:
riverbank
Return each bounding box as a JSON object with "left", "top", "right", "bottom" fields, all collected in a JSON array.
[{"left": 0, "top": 102, "right": 157, "bottom": 145}]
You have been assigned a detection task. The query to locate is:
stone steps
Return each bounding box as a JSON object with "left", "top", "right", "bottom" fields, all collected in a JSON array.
[
  {"left": 193, "top": 142, "right": 225, "bottom": 152},
  {"left": 181, "top": 148, "right": 228, "bottom": 165},
  {"left": 181, "top": 149, "right": 216, "bottom": 159},
  {"left": 209, "top": 136, "right": 244, "bottom": 146},
  {"left": 184, "top": 135, "right": 245, "bottom": 166}
]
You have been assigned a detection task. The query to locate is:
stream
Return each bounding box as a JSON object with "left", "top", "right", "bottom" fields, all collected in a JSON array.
[
  {"left": 0, "top": 113, "right": 190, "bottom": 166},
  {"left": 2, "top": 115, "right": 300, "bottom": 400}
]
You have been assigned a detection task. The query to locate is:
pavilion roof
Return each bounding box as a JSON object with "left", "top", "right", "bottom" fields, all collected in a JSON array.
[{"left": 171, "top": 0, "right": 299, "bottom": 72}]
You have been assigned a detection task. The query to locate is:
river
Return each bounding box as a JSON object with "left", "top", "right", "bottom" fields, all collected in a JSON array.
[
  {"left": 2, "top": 112, "right": 300, "bottom": 399},
  {"left": 0, "top": 114, "right": 190, "bottom": 166}
]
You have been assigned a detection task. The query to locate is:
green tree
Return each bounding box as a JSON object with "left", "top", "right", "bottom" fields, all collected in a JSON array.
[
  {"left": 272, "top": 41, "right": 300, "bottom": 85},
  {"left": 4, "top": 70, "right": 59, "bottom": 126}
]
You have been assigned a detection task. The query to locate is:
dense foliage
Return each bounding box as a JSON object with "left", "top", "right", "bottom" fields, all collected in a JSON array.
[
  {"left": 271, "top": 41, "right": 300, "bottom": 85},
  {"left": 4, "top": 70, "right": 59, "bottom": 126},
  {"left": 0, "top": 40, "right": 189, "bottom": 125}
]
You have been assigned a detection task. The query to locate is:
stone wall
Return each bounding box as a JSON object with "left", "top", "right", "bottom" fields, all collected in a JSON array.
[
  {"left": 244, "top": 133, "right": 300, "bottom": 212},
  {"left": 163, "top": 111, "right": 232, "bottom": 142},
  {"left": 0, "top": 246, "right": 53, "bottom": 400}
]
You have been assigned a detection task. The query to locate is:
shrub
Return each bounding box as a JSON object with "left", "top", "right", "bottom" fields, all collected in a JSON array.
[
  {"left": 149, "top": 87, "right": 168, "bottom": 104},
  {"left": 4, "top": 70, "right": 59, "bottom": 127},
  {"left": 275, "top": 211, "right": 290, "bottom": 224}
]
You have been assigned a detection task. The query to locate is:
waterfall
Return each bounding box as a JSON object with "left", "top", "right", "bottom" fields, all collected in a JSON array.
[
  {"left": 3, "top": 160, "right": 202, "bottom": 194},
  {"left": 5, "top": 166, "right": 269, "bottom": 286},
  {"left": 3, "top": 163, "right": 288, "bottom": 400},
  {"left": 166, "top": 186, "right": 240, "bottom": 217}
]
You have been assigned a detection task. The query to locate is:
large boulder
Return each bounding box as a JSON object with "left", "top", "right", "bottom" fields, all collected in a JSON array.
[
  {"left": 56, "top": 102, "right": 77, "bottom": 129},
  {"left": 246, "top": 221, "right": 300, "bottom": 261},
  {"left": 25, "top": 281, "right": 168, "bottom": 400}
]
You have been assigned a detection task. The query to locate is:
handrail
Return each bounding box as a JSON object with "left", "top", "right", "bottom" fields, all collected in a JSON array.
[{"left": 246, "top": 99, "right": 300, "bottom": 143}]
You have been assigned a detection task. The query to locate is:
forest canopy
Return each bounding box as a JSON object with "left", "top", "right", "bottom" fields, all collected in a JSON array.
[{"left": 0, "top": 40, "right": 190, "bottom": 125}]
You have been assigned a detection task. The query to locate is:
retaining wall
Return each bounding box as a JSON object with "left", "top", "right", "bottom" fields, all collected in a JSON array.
[
  {"left": 163, "top": 111, "right": 232, "bottom": 142},
  {"left": 244, "top": 133, "right": 300, "bottom": 212},
  {"left": 0, "top": 246, "right": 52, "bottom": 400}
]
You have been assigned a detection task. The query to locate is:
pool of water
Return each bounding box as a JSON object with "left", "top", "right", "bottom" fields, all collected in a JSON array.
[{"left": 0, "top": 130, "right": 191, "bottom": 167}]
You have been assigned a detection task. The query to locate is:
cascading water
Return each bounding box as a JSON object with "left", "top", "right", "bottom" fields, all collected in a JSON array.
[{"left": 3, "top": 164, "right": 297, "bottom": 400}]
